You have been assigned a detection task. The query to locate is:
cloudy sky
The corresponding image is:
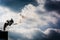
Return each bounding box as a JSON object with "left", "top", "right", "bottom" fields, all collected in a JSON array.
[{"left": 0, "top": 0, "right": 60, "bottom": 40}]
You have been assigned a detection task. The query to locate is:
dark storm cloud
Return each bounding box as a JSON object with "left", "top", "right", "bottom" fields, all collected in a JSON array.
[
  {"left": 8, "top": 29, "right": 60, "bottom": 40},
  {"left": 44, "top": 0, "right": 60, "bottom": 14},
  {"left": 56, "top": 18, "right": 60, "bottom": 29},
  {"left": 33, "top": 29, "right": 60, "bottom": 40},
  {"left": 0, "top": 0, "right": 38, "bottom": 12},
  {"left": 46, "top": 29, "right": 60, "bottom": 40}
]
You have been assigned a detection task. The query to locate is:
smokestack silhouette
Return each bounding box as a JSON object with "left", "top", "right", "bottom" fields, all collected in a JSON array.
[{"left": 3, "top": 18, "right": 14, "bottom": 31}]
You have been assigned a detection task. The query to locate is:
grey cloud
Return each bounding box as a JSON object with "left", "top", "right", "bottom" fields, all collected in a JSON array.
[
  {"left": 8, "top": 32, "right": 30, "bottom": 40},
  {"left": 56, "top": 18, "right": 60, "bottom": 29}
]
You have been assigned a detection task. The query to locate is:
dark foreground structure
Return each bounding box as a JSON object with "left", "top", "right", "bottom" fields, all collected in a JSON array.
[
  {"left": 0, "top": 18, "right": 13, "bottom": 40},
  {"left": 0, "top": 30, "right": 8, "bottom": 40}
]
